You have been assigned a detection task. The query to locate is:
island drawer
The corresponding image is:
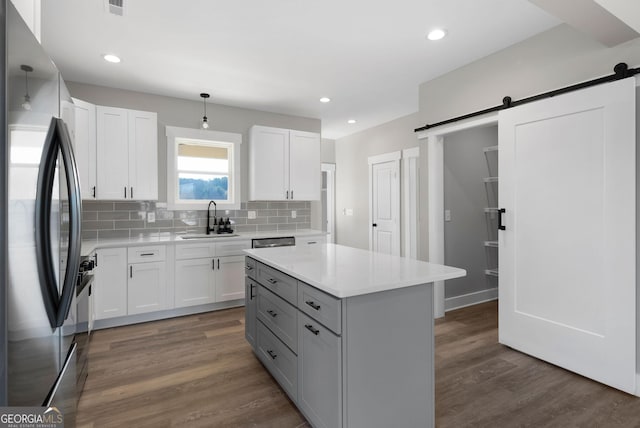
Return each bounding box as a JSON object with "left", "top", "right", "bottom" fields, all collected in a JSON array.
[
  {"left": 128, "top": 245, "right": 166, "bottom": 263},
  {"left": 257, "top": 263, "right": 297, "bottom": 305},
  {"left": 258, "top": 285, "right": 298, "bottom": 352},
  {"left": 245, "top": 257, "right": 257, "bottom": 279},
  {"left": 298, "top": 282, "right": 342, "bottom": 335},
  {"left": 257, "top": 320, "right": 298, "bottom": 401}
]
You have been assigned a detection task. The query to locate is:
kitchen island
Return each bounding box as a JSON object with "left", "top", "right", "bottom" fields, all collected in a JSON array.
[{"left": 244, "top": 243, "right": 465, "bottom": 428}]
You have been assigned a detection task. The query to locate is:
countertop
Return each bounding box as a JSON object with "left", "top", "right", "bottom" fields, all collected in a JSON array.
[
  {"left": 81, "top": 229, "right": 327, "bottom": 256},
  {"left": 244, "top": 243, "right": 466, "bottom": 298}
]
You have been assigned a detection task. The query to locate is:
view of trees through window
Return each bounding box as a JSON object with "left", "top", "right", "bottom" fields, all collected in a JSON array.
[
  {"left": 177, "top": 141, "right": 230, "bottom": 201},
  {"left": 179, "top": 175, "right": 228, "bottom": 200}
]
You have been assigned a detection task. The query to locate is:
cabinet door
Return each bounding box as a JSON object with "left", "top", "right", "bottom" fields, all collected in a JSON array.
[
  {"left": 73, "top": 98, "right": 97, "bottom": 199},
  {"left": 128, "top": 261, "right": 167, "bottom": 315},
  {"left": 249, "top": 126, "right": 288, "bottom": 200},
  {"left": 215, "top": 255, "right": 246, "bottom": 302},
  {"left": 245, "top": 278, "right": 258, "bottom": 349},
  {"left": 289, "top": 130, "right": 320, "bottom": 200},
  {"left": 298, "top": 313, "right": 342, "bottom": 428},
  {"left": 96, "top": 106, "right": 129, "bottom": 200},
  {"left": 174, "top": 258, "right": 215, "bottom": 308},
  {"left": 94, "top": 248, "right": 127, "bottom": 319},
  {"left": 128, "top": 110, "right": 158, "bottom": 200}
]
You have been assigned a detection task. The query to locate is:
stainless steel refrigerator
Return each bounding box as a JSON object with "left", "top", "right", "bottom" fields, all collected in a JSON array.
[{"left": 1, "top": 1, "right": 82, "bottom": 422}]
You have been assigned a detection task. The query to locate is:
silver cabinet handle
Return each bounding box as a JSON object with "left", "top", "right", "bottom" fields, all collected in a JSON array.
[
  {"left": 305, "top": 324, "right": 319, "bottom": 335},
  {"left": 305, "top": 300, "right": 321, "bottom": 311}
]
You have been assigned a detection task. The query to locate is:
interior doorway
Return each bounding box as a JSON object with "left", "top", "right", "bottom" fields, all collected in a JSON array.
[{"left": 368, "top": 151, "right": 401, "bottom": 255}]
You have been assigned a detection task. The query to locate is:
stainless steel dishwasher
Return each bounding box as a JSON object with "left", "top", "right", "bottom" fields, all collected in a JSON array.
[{"left": 251, "top": 236, "right": 296, "bottom": 248}]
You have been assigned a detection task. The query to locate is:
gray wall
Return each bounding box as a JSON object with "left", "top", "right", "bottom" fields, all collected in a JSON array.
[
  {"left": 66, "top": 82, "right": 321, "bottom": 204},
  {"left": 443, "top": 126, "right": 498, "bottom": 299},
  {"left": 418, "top": 24, "right": 640, "bottom": 125},
  {"left": 334, "top": 113, "right": 424, "bottom": 256}
]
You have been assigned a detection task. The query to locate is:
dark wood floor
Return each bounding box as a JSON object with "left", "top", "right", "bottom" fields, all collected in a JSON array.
[{"left": 78, "top": 301, "right": 640, "bottom": 427}]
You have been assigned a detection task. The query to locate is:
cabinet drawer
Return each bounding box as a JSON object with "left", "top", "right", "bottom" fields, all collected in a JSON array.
[
  {"left": 257, "top": 262, "right": 297, "bottom": 305},
  {"left": 298, "top": 281, "right": 342, "bottom": 335},
  {"left": 257, "top": 321, "right": 297, "bottom": 401},
  {"left": 128, "top": 245, "right": 166, "bottom": 263},
  {"left": 297, "top": 235, "right": 326, "bottom": 246},
  {"left": 258, "top": 285, "right": 298, "bottom": 353},
  {"left": 175, "top": 243, "right": 214, "bottom": 260},
  {"left": 245, "top": 257, "right": 257, "bottom": 279},
  {"left": 215, "top": 240, "right": 251, "bottom": 256}
]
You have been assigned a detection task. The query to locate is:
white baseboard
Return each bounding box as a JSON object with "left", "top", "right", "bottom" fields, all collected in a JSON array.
[{"left": 445, "top": 287, "right": 498, "bottom": 312}]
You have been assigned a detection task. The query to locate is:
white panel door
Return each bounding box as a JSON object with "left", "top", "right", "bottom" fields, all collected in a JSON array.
[
  {"left": 94, "top": 248, "right": 127, "bottom": 320},
  {"left": 371, "top": 160, "right": 400, "bottom": 255},
  {"left": 128, "top": 261, "right": 167, "bottom": 315},
  {"left": 289, "top": 130, "right": 321, "bottom": 200},
  {"left": 499, "top": 78, "right": 636, "bottom": 394},
  {"left": 174, "top": 258, "right": 215, "bottom": 308},
  {"left": 249, "top": 126, "right": 289, "bottom": 200},
  {"left": 96, "top": 106, "right": 128, "bottom": 200},
  {"left": 73, "top": 99, "right": 97, "bottom": 199},
  {"left": 128, "top": 110, "right": 158, "bottom": 200},
  {"left": 214, "top": 255, "right": 246, "bottom": 302}
]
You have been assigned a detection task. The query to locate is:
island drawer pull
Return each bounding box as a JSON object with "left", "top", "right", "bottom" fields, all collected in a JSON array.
[
  {"left": 305, "top": 324, "right": 319, "bottom": 335},
  {"left": 267, "top": 278, "right": 278, "bottom": 285},
  {"left": 245, "top": 265, "right": 254, "bottom": 271},
  {"left": 249, "top": 283, "right": 256, "bottom": 300},
  {"left": 305, "top": 301, "right": 321, "bottom": 311},
  {"left": 267, "top": 310, "right": 278, "bottom": 318},
  {"left": 267, "top": 350, "right": 277, "bottom": 360},
  {"left": 140, "top": 253, "right": 154, "bottom": 256}
]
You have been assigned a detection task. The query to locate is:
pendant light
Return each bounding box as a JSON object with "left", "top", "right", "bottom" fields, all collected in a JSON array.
[
  {"left": 200, "top": 93, "right": 210, "bottom": 129},
  {"left": 21, "top": 65, "right": 33, "bottom": 111}
]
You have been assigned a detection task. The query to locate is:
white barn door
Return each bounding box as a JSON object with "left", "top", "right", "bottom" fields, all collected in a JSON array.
[
  {"left": 499, "top": 78, "right": 636, "bottom": 394},
  {"left": 369, "top": 152, "right": 400, "bottom": 255}
]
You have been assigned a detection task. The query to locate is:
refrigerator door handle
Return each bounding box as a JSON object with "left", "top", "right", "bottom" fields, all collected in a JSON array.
[
  {"left": 35, "top": 118, "right": 83, "bottom": 328},
  {"left": 35, "top": 118, "right": 63, "bottom": 328},
  {"left": 42, "top": 342, "right": 77, "bottom": 407},
  {"left": 55, "top": 118, "right": 82, "bottom": 327}
]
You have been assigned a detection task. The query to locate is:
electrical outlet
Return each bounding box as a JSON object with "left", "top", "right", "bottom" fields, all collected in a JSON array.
[
  {"left": 291, "top": 210, "right": 297, "bottom": 219},
  {"left": 147, "top": 212, "right": 156, "bottom": 223},
  {"left": 444, "top": 209, "right": 451, "bottom": 222},
  {"left": 248, "top": 210, "right": 256, "bottom": 220},
  {"left": 225, "top": 210, "right": 230, "bottom": 215}
]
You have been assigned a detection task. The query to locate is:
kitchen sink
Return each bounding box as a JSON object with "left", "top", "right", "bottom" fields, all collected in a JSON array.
[{"left": 179, "top": 233, "right": 239, "bottom": 240}]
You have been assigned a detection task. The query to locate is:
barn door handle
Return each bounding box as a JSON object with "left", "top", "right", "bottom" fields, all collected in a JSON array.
[
  {"left": 498, "top": 208, "right": 506, "bottom": 231},
  {"left": 372, "top": 223, "right": 377, "bottom": 227}
]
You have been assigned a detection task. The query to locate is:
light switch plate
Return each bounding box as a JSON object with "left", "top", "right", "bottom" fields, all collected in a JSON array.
[
  {"left": 291, "top": 210, "right": 297, "bottom": 219},
  {"left": 147, "top": 212, "right": 156, "bottom": 223},
  {"left": 248, "top": 210, "right": 256, "bottom": 219},
  {"left": 444, "top": 209, "right": 451, "bottom": 222}
]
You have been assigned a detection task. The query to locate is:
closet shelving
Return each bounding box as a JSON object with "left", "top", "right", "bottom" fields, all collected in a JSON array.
[{"left": 483, "top": 145, "right": 499, "bottom": 279}]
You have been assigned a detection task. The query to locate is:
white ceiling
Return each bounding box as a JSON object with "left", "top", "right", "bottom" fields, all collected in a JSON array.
[{"left": 40, "top": 0, "right": 560, "bottom": 139}]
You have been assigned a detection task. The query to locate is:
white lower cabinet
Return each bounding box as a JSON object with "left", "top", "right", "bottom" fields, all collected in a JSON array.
[
  {"left": 215, "top": 255, "right": 246, "bottom": 302},
  {"left": 175, "top": 257, "right": 216, "bottom": 308},
  {"left": 128, "top": 261, "right": 167, "bottom": 315},
  {"left": 94, "top": 247, "right": 127, "bottom": 320}
]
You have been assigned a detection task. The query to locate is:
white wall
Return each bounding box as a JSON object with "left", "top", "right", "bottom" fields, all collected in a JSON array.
[
  {"left": 66, "top": 82, "right": 321, "bottom": 204},
  {"left": 334, "top": 113, "right": 423, "bottom": 254}
]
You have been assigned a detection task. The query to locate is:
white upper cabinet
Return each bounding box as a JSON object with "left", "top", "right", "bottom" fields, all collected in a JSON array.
[
  {"left": 96, "top": 106, "right": 158, "bottom": 200},
  {"left": 249, "top": 125, "right": 320, "bottom": 201},
  {"left": 72, "top": 98, "right": 97, "bottom": 199}
]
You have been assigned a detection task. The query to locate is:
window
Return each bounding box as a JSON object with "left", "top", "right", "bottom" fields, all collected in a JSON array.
[{"left": 166, "top": 126, "right": 241, "bottom": 210}]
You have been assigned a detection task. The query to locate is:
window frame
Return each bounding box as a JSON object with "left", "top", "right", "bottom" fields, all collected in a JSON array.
[{"left": 166, "top": 126, "right": 242, "bottom": 210}]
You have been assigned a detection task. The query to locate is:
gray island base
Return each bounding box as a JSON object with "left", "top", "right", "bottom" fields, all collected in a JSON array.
[{"left": 244, "top": 244, "right": 466, "bottom": 428}]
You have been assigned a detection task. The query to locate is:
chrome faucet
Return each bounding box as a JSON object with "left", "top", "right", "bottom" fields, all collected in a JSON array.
[{"left": 206, "top": 200, "right": 217, "bottom": 234}]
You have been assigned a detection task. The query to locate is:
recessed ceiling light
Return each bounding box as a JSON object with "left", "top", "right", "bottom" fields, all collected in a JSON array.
[
  {"left": 320, "top": 97, "right": 331, "bottom": 103},
  {"left": 103, "top": 54, "right": 121, "bottom": 63},
  {"left": 347, "top": 119, "right": 356, "bottom": 124},
  {"left": 427, "top": 28, "right": 447, "bottom": 41}
]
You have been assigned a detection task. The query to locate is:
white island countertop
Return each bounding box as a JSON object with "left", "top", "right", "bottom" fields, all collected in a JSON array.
[{"left": 244, "top": 243, "right": 466, "bottom": 298}]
